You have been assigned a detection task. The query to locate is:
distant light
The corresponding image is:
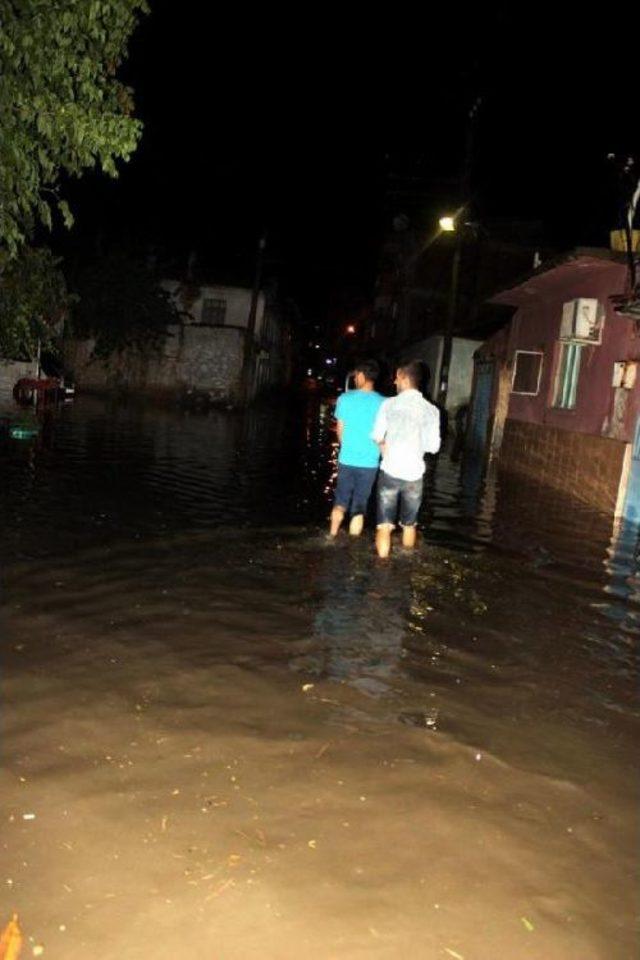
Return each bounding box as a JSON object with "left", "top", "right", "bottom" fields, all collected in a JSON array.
[
  {"left": 315, "top": 343, "right": 320, "bottom": 349},
  {"left": 346, "top": 325, "right": 356, "bottom": 335},
  {"left": 439, "top": 215, "right": 456, "bottom": 232},
  {"left": 307, "top": 368, "right": 312, "bottom": 376},
  {"left": 325, "top": 358, "right": 332, "bottom": 365}
]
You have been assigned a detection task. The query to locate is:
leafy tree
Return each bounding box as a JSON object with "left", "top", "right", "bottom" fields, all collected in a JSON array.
[
  {"left": 72, "top": 252, "right": 180, "bottom": 358},
  {"left": 0, "top": 246, "right": 71, "bottom": 358},
  {"left": 0, "top": 0, "right": 148, "bottom": 256}
]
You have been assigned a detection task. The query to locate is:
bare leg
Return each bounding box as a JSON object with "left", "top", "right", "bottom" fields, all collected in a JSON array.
[
  {"left": 329, "top": 506, "right": 345, "bottom": 537},
  {"left": 348, "top": 514, "right": 364, "bottom": 536},
  {"left": 401, "top": 524, "right": 417, "bottom": 549},
  {"left": 376, "top": 525, "right": 392, "bottom": 558}
]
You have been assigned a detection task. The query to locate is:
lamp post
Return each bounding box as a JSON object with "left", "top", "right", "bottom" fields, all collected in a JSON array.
[
  {"left": 437, "top": 96, "right": 481, "bottom": 410},
  {"left": 437, "top": 210, "right": 463, "bottom": 409},
  {"left": 240, "top": 231, "right": 267, "bottom": 405}
]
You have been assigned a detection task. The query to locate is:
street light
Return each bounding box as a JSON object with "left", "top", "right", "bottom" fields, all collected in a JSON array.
[
  {"left": 345, "top": 324, "right": 356, "bottom": 335},
  {"left": 438, "top": 212, "right": 464, "bottom": 408}
]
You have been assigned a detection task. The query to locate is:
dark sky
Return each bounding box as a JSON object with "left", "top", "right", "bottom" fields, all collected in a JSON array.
[{"left": 62, "top": 3, "right": 640, "bottom": 315}]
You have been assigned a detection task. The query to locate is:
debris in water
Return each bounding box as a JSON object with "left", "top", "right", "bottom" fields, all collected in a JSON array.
[
  {"left": 302, "top": 683, "right": 314, "bottom": 692},
  {"left": 444, "top": 949, "right": 464, "bottom": 959},
  {"left": 521, "top": 916, "right": 535, "bottom": 932},
  {"left": 307, "top": 840, "right": 317, "bottom": 849},
  {"left": 399, "top": 710, "right": 438, "bottom": 729},
  {"left": 21, "top": 814, "right": 35, "bottom": 821}
]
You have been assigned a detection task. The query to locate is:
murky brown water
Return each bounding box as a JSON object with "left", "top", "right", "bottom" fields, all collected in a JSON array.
[{"left": 1, "top": 396, "right": 638, "bottom": 959}]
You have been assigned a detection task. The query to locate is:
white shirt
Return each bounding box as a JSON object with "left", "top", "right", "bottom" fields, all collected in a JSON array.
[{"left": 372, "top": 389, "right": 441, "bottom": 481}]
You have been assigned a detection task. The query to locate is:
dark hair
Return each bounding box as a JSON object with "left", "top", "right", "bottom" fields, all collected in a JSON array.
[
  {"left": 355, "top": 359, "right": 379, "bottom": 382},
  {"left": 397, "top": 360, "right": 424, "bottom": 388}
]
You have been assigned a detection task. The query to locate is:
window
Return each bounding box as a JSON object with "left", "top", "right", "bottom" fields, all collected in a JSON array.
[
  {"left": 201, "top": 298, "right": 226, "bottom": 325},
  {"left": 553, "top": 342, "right": 582, "bottom": 409},
  {"left": 511, "top": 350, "right": 543, "bottom": 395}
]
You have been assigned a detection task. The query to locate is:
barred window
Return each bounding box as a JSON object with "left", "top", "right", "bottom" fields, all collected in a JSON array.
[
  {"left": 201, "top": 298, "right": 227, "bottom": 325},
  {"left": 553, "top": 342, "right": 582, "bottom": 409}
]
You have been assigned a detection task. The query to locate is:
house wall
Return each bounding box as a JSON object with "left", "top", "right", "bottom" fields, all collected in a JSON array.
[
  {"left": 450, "top": 338, "right": 482, "bottom": 411},
  {"left": 400, "top": 337, "right": 443, "bottom": 401},
  {"left": 401, "top": 336, "right": 480, "bottom": 409},
  {"left": 501, "top": 263, "right": 640, "bottom": 443},
  {"left": 66, "top": 282, "right": 291, "bottom": 403},
  {"left": 471, "top": 255, "right": 640, "bottom": 518},
  {"left": 161, "top": 282, "right": 266, "bottom": 336}
]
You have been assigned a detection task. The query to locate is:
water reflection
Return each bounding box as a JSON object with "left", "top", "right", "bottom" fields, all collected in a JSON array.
[
  {"left": 301, "top": 543, "right": 408, "bottom": 697},
  {"left": 1, "top": 392, "right": 638, "bottom": 617}
]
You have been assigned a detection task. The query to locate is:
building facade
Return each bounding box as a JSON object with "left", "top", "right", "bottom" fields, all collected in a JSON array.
[
  {"left": 65, "top": 282, "right": 293, "bottom": 405},
  {"left": 467, "top": 249, "right": 640, "bottom": 524}
]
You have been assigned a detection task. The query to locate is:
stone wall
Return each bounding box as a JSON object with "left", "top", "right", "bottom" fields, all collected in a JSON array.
[
  {"left": 64, "top": 325, "right": 246, "bottom": 403},
  {"left": 0, "top": 358, "right": 38, "bottom": 393},
  {"left": 499, "top": 418, "right": 626, "bottom": 516}
]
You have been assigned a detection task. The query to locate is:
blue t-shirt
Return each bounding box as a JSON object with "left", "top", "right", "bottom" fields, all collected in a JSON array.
[{"left": 335, "top": 389, "right": 384, "bottom": 468}]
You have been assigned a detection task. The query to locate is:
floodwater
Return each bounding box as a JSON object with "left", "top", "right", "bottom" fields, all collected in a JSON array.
[{"left": 1, "top": 396, "right": 638, "bottom": 960}]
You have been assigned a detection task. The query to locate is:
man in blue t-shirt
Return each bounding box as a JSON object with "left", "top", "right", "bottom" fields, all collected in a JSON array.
[{"left": 330, "top": 359, "right": 384, "bottom": 538}]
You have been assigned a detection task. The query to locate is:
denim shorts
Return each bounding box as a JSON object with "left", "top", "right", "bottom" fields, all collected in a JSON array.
[
  {"left": 377, "top": 470, "right": 423, "bottom": 527},
  {"left": 334, "top": 463, "right": 378, "bottom": 515}
]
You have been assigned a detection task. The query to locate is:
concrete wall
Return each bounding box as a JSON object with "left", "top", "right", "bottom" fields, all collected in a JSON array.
[{"left": 401, "top": 336, "right": 480, "bottom": 409}]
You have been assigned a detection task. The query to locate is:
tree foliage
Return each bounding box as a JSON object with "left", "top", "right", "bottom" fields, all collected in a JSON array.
[
  {"left": 72, "top": 252, "right": 180, "bottom": 358},
  {"left": 0, "top": 246, "right": 72, "bottom": 358},
  {"left": 0, "top": 0, "right": 148, "bottom": 256}
]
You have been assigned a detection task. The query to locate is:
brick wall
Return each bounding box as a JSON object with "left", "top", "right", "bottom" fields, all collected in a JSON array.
[{"left": 499, "top": 419, "right": 626, "bottom": 516}]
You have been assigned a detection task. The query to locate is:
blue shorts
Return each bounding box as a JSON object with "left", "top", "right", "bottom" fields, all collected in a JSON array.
[
  {"left": 334, "top": 463, "right": 378, "bottom": 516},
  {"left": 377, "top": 471, "right": 423, "bottom": 527}
]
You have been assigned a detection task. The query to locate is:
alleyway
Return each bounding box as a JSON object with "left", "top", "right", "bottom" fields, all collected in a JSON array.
[{"left": 1, "top": 397, "right": 638, "bottom": 959}]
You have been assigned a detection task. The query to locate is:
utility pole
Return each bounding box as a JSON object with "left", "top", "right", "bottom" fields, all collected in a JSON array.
[
  {"left": 437, "top": 98, "right": 481, "bottom": 410},
  {"left": 240, "top": 231, "right": 267, "bottom": 405}
]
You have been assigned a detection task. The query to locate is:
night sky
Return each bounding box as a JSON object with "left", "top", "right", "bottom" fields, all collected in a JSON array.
[{"left": 60, "top": 4, "right": 640, "bottom": 318}]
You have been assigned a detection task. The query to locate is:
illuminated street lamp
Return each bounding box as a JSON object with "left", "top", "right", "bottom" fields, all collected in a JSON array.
[
  {"left": 439, "top": 215, "right": 456, "bottom": 233},
  {"left": 345, "top": 324, "right": 356, "bottom": 335}
]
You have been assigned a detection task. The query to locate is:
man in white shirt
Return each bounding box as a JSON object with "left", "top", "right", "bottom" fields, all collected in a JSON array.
[{"left": 371, "top": 360, "right": 441, "bottom": 558}]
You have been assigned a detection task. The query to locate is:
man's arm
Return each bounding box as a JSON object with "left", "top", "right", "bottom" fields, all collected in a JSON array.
[
  {"left": 334, "top": 396, "right": 345, "bottom": 445},
  {"left": 422, "top": 405, "right": 441, "bottom": 455},
  {"left": 371, "top": 401, "right": 388, "bottom": 454}
]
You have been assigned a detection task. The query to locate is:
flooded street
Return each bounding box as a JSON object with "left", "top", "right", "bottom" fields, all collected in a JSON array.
[{"left": 1, "top": 397, "right": 638, "bottom": 959}]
